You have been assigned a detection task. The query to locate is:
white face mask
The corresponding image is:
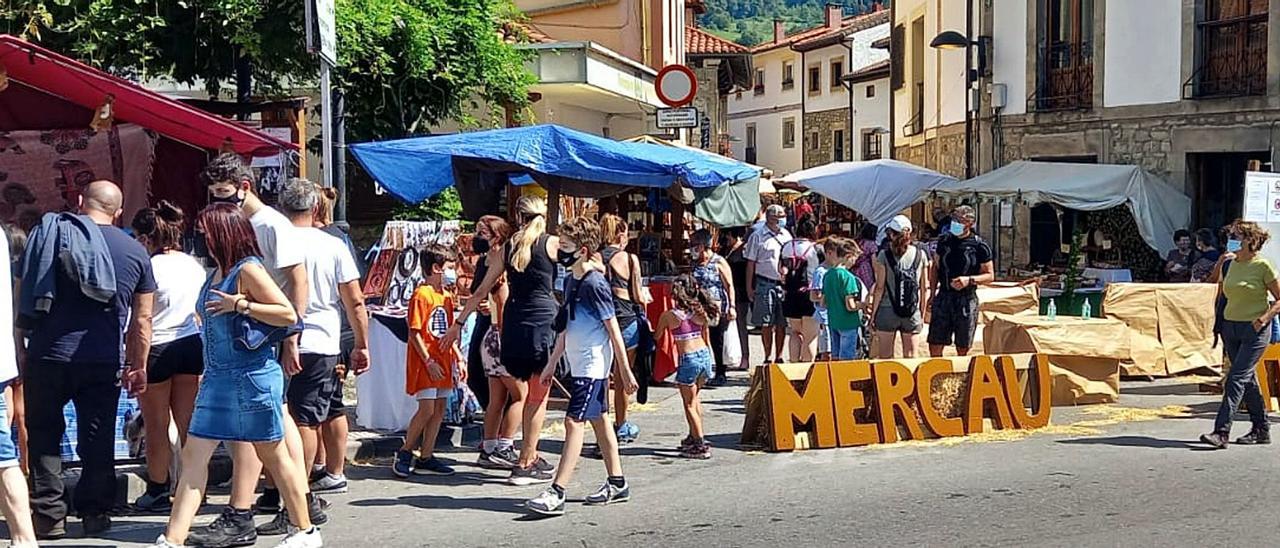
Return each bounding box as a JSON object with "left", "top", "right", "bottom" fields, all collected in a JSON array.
[{"left": 442, "top": 268, "right": 458, "bottom": 286}]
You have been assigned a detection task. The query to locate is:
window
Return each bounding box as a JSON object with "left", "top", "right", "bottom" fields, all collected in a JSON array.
[
  {"left": 782, "top": 61, "right": 795, "bottom": 90},
  {"left": 782, "top": 118, "right": 796, "bottom": 148},
  {"left": 1035, "top": 0, "right": 1094, "bottom": 111},
  {"left": 808, "top": 65, "right": 822, "bottom": 94},
  {"left": 830, "top": 58, "right": 844, "bottom": 90},
  {"left": 809, "top": 131, "right": 820, "bottom": 151},
  {"left": 834, "top": 129, "right": 845, "bottom": 161},
  {"left": 904, "top": 17, "right": 925, "bottom": 136},
  {"left": 754, "top": 68, "right": 765, "bottom": 95},
  {"left": 745, "top": 124, "right": 757, "bottom": 164},
  {"left": 1187, "top": 0, "right": 1268, "bottom": 98},
  {"left": 865, "top": 84, "right": 875, "bottom": 98},
  {"left": 863, "top": 130, "right": 883, "bottom": 160}
]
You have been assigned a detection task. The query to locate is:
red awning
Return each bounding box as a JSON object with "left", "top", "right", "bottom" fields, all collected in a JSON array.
[{"left": 0, "top": 35, "right": 295, "bottom": 157}]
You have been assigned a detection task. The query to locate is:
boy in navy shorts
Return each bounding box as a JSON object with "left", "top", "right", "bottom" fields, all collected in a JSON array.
[{"left": 525, "top": 217, "right": 637, "bottom": 516}]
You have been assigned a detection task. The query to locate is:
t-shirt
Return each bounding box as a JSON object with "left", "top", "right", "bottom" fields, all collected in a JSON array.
[
  {"left": 1222, "top": 257, "right": 1277, "bottom": 322},
  {"left": 0, "top": 227, "right": 16, "bottom": 382},
  {"left": 935, "top": 234, "right": 992, "bottom": 295},
  {"left": 823, "top": 267, "right": 863, "bottom": 331},
  {"left": 406, "top": 284, "right": 456, "bottom": 394},
  {"left": 562, "top": 270, "right": 617, "bottom": 379},
  {"left": 150, "top": 252, "right": 207, "bottom": 345},
  {"left": 744, "top": 226, "right": 793, "bottom": 282},
  {"left": 294, "top": 228, "right": 361, "bottom": 356},
  {"left": 779, "top": 239, "right": 820, "bottom": 283},
  {"left": 28, "top": 225, "right": 156, "bottom": 365},
  {"left": 250, "top": 206, "right": 304, "bottom": 289}
]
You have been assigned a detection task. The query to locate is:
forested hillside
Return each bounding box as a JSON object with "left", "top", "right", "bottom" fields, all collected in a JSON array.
[{"left": 699, "top": 0, "right": 887, "bottom": 46}]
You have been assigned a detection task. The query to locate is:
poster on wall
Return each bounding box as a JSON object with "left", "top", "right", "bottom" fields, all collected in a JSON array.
[{"left": 1245, "top": 171, "right": 1280, "bottom": 272}]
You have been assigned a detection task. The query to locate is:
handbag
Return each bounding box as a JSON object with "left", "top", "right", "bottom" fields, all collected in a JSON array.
[{"left": 235, "top": 314, "right": 303, "bottom": 352}]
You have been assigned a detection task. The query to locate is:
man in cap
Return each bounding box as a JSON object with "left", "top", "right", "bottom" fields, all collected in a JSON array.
[
  {"left": 744, "top": 204, "right": 792, "bottom": 364},
  {"left": 927, "top": 205, "right": 993, "bottom": 357}
]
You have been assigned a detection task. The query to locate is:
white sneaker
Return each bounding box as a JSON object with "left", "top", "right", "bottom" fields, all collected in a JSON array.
[
  {"left": 525, "top": 487, "right": 566, "bottom": 516},
  {"left": 273, "top": 526, "right": 323, "bottom": 548},
  {"left": 150, "top": 534, "right": 183, "bottom": 547}
]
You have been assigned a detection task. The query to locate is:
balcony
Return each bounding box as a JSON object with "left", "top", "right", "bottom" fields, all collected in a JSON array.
[
  {"left": 1184, "top": 11, "right": 1268, "bottom": 99},
  {"left": 903, "top": 82, "right": 924, "bottom": 137},
  {"left": 1031, "top": 41, "right": 1093, "bottom": 112}
]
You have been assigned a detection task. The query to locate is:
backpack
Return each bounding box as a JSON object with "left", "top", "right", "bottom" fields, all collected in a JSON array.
[
  {"left": 781, "top": 241, "right": 815, "bottom": 316},
  {"left": 883, "top": 244, "right": 924, "bottom": 319}
]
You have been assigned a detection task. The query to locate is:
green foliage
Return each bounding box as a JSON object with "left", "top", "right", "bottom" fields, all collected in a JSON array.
[
  {"left": 699, "top": 0, "right": 888, "bottom": 46},
  {"left": 392, "top": 187, "right": 463, "bottom": 222}
]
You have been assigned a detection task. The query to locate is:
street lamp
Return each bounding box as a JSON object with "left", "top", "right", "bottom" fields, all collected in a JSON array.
[{"left": 930, "top": 29, "right": 988, "bottom": 179}]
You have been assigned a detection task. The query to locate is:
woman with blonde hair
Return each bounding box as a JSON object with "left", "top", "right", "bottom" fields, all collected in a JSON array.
[
  {"left": 1201, "top": 220, "right": 1280, "bottom": 449},
  {"left": 444, "top": 195, "right": 560, "bottom": 485}
]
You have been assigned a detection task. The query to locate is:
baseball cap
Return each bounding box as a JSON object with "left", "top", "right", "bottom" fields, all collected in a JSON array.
[{"left": 885, "top": 214, "right": 912, "bottom": 234}]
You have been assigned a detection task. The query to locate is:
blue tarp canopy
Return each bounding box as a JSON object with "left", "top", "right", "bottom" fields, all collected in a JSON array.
[{"left": 349, "top": 124, "right": 762, "bottom": 224}]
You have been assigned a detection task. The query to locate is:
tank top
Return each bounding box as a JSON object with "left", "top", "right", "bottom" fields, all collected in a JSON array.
[
  {"left": 505, "top": 233, "right": 556, "bottom": 307},
  {"left": 671, "top": 309, "right": 702, "bottom": 342},
  {"left": 601, "top": 247, "right": 640, "bottom": 327},
  {"left": 691, "top": 254, "right": 729, "bottom": 317},
  {"left": 470, "top": 254, "right": 491, "bottom": 316}
]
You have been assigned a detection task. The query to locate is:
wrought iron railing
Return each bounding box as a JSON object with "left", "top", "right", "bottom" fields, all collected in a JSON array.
[
  {"left": 1030, "top": 40, "right": 1093, "bottom": 112},
  {"left": 1183, "top": 12, "right": 1267, "bottom": 99},
  {"left": 903, "top": 82, "right": 924, "bottom": 136}
]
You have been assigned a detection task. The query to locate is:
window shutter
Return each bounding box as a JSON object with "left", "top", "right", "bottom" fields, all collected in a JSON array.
[{"left": 890, "top": 24, "right": 905, "bottom": 90}]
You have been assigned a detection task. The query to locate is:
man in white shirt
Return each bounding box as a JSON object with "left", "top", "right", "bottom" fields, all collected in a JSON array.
[
  {"left": 246, "top": 178, "right": 371, "bottom": 534},
  {"left": 745, "top": 204, "right": 793, "bottom": 365}
]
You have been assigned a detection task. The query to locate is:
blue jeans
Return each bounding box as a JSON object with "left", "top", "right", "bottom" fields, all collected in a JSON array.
[
  {"left": 1214, "top": 319, "right": 1270, "bottom": 435},
  {"left": 830, "top": 328, "right": 860, "bottom": 360}
]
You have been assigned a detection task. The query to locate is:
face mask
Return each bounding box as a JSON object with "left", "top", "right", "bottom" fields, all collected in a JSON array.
[
  {"left": 778, "top": 218, "right": 787, "bottom": 229},
  {"left": 442, "top": 268, "right": 458, "bottom": 287},
  {"left": 209, "top": 190, "right": 245, "bottom": 207},
  {"left": 1227, "top": 239, "right": 1243, "bottom": 253},
  {"left": 471, "top": 236, "right": 490, "bottom": 255},
  {"left": 557, "top": 247, "right": 578, "bottom": 267},
  {"left": 948, "top": 221, "right": 966, "bottom": 237}
]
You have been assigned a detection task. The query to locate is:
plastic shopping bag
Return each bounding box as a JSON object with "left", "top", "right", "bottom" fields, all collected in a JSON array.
[{"left": 722, "top": 322, "right": 743, "bottom": 367}]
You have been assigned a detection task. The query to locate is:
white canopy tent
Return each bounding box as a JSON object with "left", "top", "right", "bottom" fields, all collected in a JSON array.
[
  {"left": 778, "top": 159, "right": 957, "bottom": 227},
  {"left": 933, "top": 161, "right": 1191, "bottom": 254}
]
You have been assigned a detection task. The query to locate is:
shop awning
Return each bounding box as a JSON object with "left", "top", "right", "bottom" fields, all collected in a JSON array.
[
  {"left": 350, "top": 124, "right": 762, "bottom": 224},
  {"left": 934, "top": 161, "right": 1191, "bottom": 253},
  {"left": 779, "top": 159, "right": 956, "bottom": 227},
  {"left": 0, "top": 35, "right": 294, "bottom": 157}
]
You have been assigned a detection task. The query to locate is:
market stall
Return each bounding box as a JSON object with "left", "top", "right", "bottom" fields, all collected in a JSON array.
[
  {"left": 778, "top": 159, "right": 957, "bottom": 227},
  {"left": 1101, "top": 283, "right": 1218, "bottom": 377},
  {"left": 984, "top": 313, "right": 1129, "bottom": 405}
]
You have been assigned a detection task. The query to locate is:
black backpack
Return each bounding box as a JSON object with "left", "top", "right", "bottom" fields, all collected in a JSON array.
[
  {"left": 782, "top": 241, "right": 814, "bottom": 307},
  {"left": 884, "top": 245, "right": 924, "bottom": 318}
]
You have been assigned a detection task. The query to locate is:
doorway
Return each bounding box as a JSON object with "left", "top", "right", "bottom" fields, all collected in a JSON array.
[{"left": 1189, "top": 151, "right": 1270, "bottom": 231}]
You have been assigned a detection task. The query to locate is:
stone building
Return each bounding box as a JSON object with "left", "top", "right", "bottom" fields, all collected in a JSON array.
[
  {"left": 686, "top": 16, "right": 751, "bottom": 151},
  {"left": 889, "top": 0, "right": 971, "bottom": 179},
  {"left": 791, "top": 7, "right": 890, "bottom": 168}
]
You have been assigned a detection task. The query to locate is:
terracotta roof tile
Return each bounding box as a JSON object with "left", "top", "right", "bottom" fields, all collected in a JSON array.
[
  {"left": 755, "top": 9, "right": 890, "bottom": 53},
  {"left": 504, "top": 21, "right": 556, "bottom": 44},
  {"left": 686, "top": 25, "right": 749, "bottom": 55}
]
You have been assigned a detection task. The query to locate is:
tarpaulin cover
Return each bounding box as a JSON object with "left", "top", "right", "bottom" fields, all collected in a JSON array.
[
  {"left": 621, "top": 135, "right": 762, "bottom": 227},
  {"left": 0, "top": 35, "right": 293, "bottom": 157},
  {"left": 983, "top": 313, "right": 1128, "bottom": 405},
  {"left": 778, "top": 159, "right": 957, "bottom": 227},
  {"left": 1102, "top": 282, "right": 1218, "bottom": 376},
  {"left": 349, "top": 124, "right": 760, "bottom": 220},
  {"left": 934, "top": 161, "right": 1192, "bottom": 254}
]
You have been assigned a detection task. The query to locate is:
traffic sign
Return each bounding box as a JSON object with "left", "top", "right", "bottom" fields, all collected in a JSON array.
[
  {"left": 655, "top": 64, "right": 697, "bottom": 107},
  {"left": 656, "top": 107, "right": 699, "bottom": 129}
]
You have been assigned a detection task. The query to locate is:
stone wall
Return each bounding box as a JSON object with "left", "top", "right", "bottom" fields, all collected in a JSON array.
[
  {"left": 802, "top": 108, "right": 851, "bottom": 169},
  {"left": 691, "top": 60, "right": 725, "bottom": 150},
  {"left": 892, "top": 122, "right": 967, "bottom": 179}
]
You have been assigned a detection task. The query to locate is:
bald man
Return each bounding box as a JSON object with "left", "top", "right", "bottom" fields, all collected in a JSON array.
[{"left": 19, "top": 180, "right": 155, "bottom": 539}]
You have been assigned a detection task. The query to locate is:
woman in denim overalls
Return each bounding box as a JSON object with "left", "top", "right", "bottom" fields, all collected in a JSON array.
[{"left": 154, "top": 204, "right": 320, "bottom": 548}]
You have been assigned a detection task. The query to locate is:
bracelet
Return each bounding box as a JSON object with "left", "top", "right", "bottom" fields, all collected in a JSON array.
[{"left": 236, "top": 298, "right": 250, "bottom": 315}]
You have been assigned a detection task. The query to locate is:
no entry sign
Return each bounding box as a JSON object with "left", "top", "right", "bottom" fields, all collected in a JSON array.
[{"left": 656, "top": 64, "right": 697, "bottom": 107}]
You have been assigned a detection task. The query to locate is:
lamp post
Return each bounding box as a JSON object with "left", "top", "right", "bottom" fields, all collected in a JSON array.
[{"left": 930, "top": 29, "right": 988, "bottom": 179}]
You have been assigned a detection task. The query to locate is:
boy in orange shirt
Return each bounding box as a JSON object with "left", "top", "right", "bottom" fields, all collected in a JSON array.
[{"left": 392, "top": 245, "right": 464, "bottom": 478}]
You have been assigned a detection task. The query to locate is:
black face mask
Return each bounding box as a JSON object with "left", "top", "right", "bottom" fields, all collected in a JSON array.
[
  {"left": 209, "top": 191, "right": 245, "bottom": 207},
  {"left": 191, "top": 233, "right": 210, "bottom": 260},
  {"left": 472, "top": 236, "right": 490, "bottom": 255},
  {"left": 557, "top": 248, "right": 578, "bottom": 267}
]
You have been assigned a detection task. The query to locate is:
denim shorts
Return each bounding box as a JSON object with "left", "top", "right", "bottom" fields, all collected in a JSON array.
[
  {"left": 621, "top": 319, "right": 640, "bottom": 350},
  {"left": 189, "top": 360, "right": 285, "bottom": 443},
  {"left": 676, "top": 347, "right": 714, "bottom": 385},
  {"left": 0, "top": 381, "right": 16, "bottom": 469}
]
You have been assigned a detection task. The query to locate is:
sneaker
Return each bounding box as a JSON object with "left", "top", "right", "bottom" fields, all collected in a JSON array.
[
  {"left": 677, "top": 436, "right": 696, "bottom": 451},
  {"left": 584, "top": 444, "right": 603, "bottom": 460},
  {"left": 392, "top": 449, "right": 414, "bottom": 478},
  {"left": 273, "top": 526, "right": 323, "bottom": 548},
  {"left": 34, "top": 517, "right": 66, "bottom": 541},
  {"left": 134, "top": 488, "right": 173, "bottom": 512},
  {"left": 525, "top": 487, "right": 565, "bottom": 516},
  {"left": 256, "top": 498, "right": 329, "bottom": 537},
  {"left": 152, "top": 534, "right": 183, "bottom": 547},
  {"left": 1235, "top": 429, "right": 1272, "bottom": 445},
  {"left": 187, "top": 507, "right": 257, "bottom": 548},
  {"left": 489, "top": 446, "right": 520, "bottom": 469},
  {"left": 509, "top": 464, "right": 554, "bottom": 486},
  {"left": 532, "top": 456, "right": 555, "bottom": 472},
  {"left": 680, "top": 442, "right": 712, "bottom": 460},
  {"left": 254, "top": 489, "right": 281, "bottom": 514},
  {"left": 413, "top": 457, "right": 455, "bottom": 476},
  {"left": 707, "top": 375, "right": 727, "bottom": 387},
  {"left": 83, "top": 514, "right": 112, "bottom": 536},
  {"left": 584, "top": 481, "right": 631, "bottom": 506},
  {"left": 310, "top": 473, "right": 348, "bottom": 494},
  {"left": 616, "top": 421, "right": 640, "bottom": 444},
  {"left": 1199, "top": 432, "right": 1229, "bottom": 450}
]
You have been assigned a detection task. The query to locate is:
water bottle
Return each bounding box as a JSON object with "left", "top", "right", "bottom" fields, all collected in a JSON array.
[
  {"left": 1047, "top": 298, "right": 1057, "bottom": 321},
  {"left": 1081, "top": 299, "right": 1092, "bottom": 319}
]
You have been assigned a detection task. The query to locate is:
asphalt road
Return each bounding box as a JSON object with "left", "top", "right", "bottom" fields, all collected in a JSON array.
[{"left": 36, "top": 348, "right": 1270, "bottom": 548}]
